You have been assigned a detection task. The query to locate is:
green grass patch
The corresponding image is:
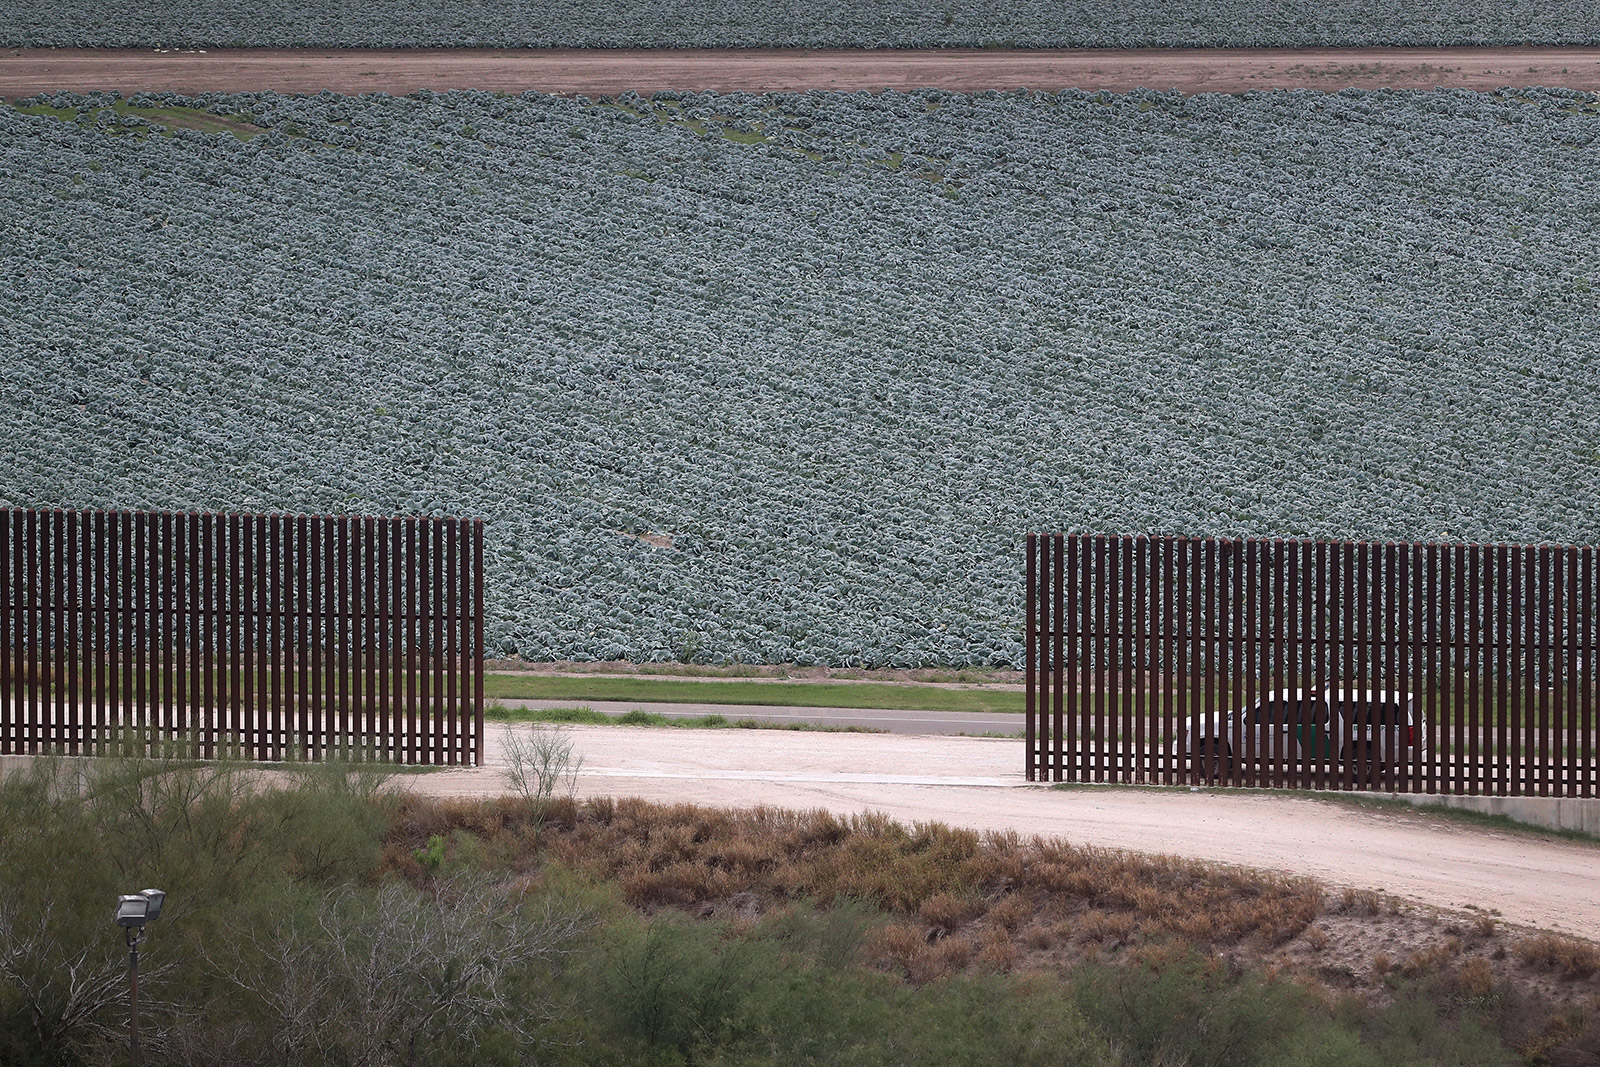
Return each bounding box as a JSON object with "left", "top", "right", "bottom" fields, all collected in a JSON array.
[
  {"left": 485, "top": 702, "right": 884, "bottom": 733},
  {"left": 11, "top": 99, "right": 275, "bottom": 140},
  {"left": 485, "top": 674, "right": 1022, "bottom": 714}
]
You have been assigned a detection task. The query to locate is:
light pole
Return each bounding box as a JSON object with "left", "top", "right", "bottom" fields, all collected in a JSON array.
[{"left": 113, "top": 889, "right": 165, "bottom": 1067}]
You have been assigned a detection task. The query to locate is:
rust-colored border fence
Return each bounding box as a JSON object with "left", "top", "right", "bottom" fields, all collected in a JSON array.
[
  {"left": 1026, "top": 534, "right": 1598, "bottom": 796},
  {"left": 2, "top": 508, "right": 484, "bottom": 765}
]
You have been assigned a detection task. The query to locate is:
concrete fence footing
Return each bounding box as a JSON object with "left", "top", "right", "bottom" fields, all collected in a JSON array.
[{"left": 1385, "top": 792, "right": 1600, "bottom": 836}]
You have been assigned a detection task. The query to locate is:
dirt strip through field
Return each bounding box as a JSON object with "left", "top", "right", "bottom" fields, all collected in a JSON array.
[
  {"left": 417, "top": 725, "right": 1600, "bottom": 941},
  {"left": 4, "top": 46, "right": 1600, "bottom": 97}
]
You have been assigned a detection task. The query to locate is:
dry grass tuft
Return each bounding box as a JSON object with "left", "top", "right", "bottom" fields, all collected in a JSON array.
[
  {"left": 1334, "top": 887, "right": 1385, "bottom": 916},
  {"left": 1455, "top": 955, "right": 1496, "bottom": 999},
  {"left": 1515, "top": 934, "right": 1600, "bottom": 980},
  {"left": 918, "top": 892, "right": 985, "bottom": 931}
]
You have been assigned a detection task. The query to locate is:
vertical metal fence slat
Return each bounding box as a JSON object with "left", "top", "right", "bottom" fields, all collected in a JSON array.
[
  {"left": 404, "top": 517, "right": 417, "bottom": 765},
  {"left": 204, "top": 513, "right": 219, "bottom": 759},
  {"left": 430, "top": 519, "right": 443, "bottom": 766},
  {"left": 333, "top": 515, "right": 345, "bottom": 759},
  {"left": 417, "top": 519, "right": 430, "bottom": 766},
  {"left": 1025, "top": 534, "right": 1036, "bottom": 781},
  {"left": 1243, "top": 538, "right": 1258, "bottom": 788},
  {"left": 1094, "top": 534, "right": 1107, "bottom": 783},
  {"left": 1573, "top": 546, "right": 1581, "bottom": 796},
  {"left": 1224, "top": 538, "right": 1236, "bottom": 786},
  {"left": 1540, "top": 545, "right": 1553, "bottom": 797},
  {"left": 1583, "top": 546, "right": 1594, "bottom": 799},
  {"left": 471, "top": 519, "right": 484, "bottom": 766},
  {"left": 1276, "top": 540, "right": 1291, "bottom": 791},
  {"left": 244, "top": 515, "right": 259, "bottom": 760},
  {"left": 1449, "top": 542, "right": 1463, "bottom": 796},
  {"left": 155, "top": 510, "right": 169, "bottom": 748},
  {"left": 1, "top": 511, "right": 10, "bottom": 755},
  {"left": 442, "top": 519, "right": 457, "bottom": 765},
  {"left": 1052, "top": 533, "right": 1064, "bottom": 783},
  {"left": 457, "top": 519, "right": 470, "bottom": 765},
  {"left": 225, "top": 514, "right": 239, "bottom": 759},
  {"left": 1519, "top": 545, "right": 1534, "bottom": 795},
  {"left": 1039, "top": 532, "right": 1052, "bottom": 783},
  {"left": 387, "top": 518, "right": 401, "bottom": 762},
  {"left": 24, "top": 510, "right": 37, "bottom": 753},
  {"left": 180, "top": 512, "right": 193, "bottom": 752},
  {"left": 1494, "top": 545, "right": 1508, "bottom": 797},
  {"left": 424, "top": 517, "right": 438, "bottom": 766},
  {"left": 308, "top": 515, "right": 322, "bottom": 761},
  {"left": 1355, "top": 541, "right": 1370, "bottom": 790},
  {"left": 1191, "top": 538, "right": 1206, "bottom": 786},
  {"left": 327, "top": 516, "right": 340, "bottom": 759},
  {"left": 1466, "top": 545, "right": 1480, "bottom": 795},
  {"left": 1135, "top": 536, "right": 1149, "bottom": 784},
  {"left": 1157, "top": 537, "right": 1172, "bottom": 786},
  {"left": 64, "top": 510, "right": 80, "bottom": 756},
  {"left": 1113, "top": 534, "right": 1126, "bottom": 783},
  {"left": 1381, "top": 542, "right": 1396, "bottom": 792},
  {"left": 292, "top": 515, "right": 306, "bottom": 760},
  {"left": 49, "top": 510, "right": 62, "bottom": 752}
]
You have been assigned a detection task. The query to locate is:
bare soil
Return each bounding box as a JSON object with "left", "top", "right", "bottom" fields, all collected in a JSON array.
[{"left": 4, "top": 46, "right": 1600, "bottom": 98}]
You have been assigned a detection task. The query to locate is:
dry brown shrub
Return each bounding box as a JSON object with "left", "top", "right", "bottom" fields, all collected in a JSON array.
[
  {"left": 864, "top": 923, "right": 955, "bottom": 984},
  {"left": 1401, "top": 942, "right": 1459, "bottom": 978},
  {"left": 987, "top": 890, "right": 1035, "bottom": 932},
  {"left": 864, "top": 923, "right": 925, "bottom": 972},
  {"left": 1372, "top": 953, "right": 1394, "bottom": 977},
  {"left": 1515, "top": 934, "right": 1600, "bottom": 980},
  {"left": 1471, "top": 913, "right": 1498, "bottom": 940},
  {"left": 1079, "top": 909, "right": 1138, "bottom": 945},
  {"left": 1302, "top": 925, "right": 1329, "bottom": 953},
  {"left": 1336, "top": 888, "right": 1385, "bottom": 916},
  {"left": 619, "top": 860, "right": 738, "bottom": 908},
  {"left": 919, "top": 892, "right": 984, "bottom": 931},
  {"left": 1455, "top": 955, "right": 1496, "bottom": 999},
  {"left": 1167, "top": 909, "right": 1219, "bottom": 942},
  {"left": 932, "top": 935, "right": 975, "bottom": 972},
  {"left": 976, "top": 938, "right": 1021, "bottom": 974},
  {"left": 1025, "top": 925, "right": 1055, "bottom": 951}
]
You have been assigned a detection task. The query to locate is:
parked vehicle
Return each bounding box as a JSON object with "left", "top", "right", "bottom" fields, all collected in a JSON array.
[{"left": 1180, "top": 686, "right": 1427, "bottom": 779}]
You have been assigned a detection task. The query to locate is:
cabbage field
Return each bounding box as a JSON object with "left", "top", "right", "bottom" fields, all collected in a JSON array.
[
  {"left": 5, "top": 0, "right": 1600, "bottom": 48},
  {"left": 4, "top": 87, "right": 1600, "bottom": 665}
]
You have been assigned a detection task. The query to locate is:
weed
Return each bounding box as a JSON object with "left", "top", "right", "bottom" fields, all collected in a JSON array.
[
  {"left": 499, "top": 723, "right": 583, "bottom": 819},
  {"left": 1514, "top": 933, "right": 1600, "bottom": 979}
]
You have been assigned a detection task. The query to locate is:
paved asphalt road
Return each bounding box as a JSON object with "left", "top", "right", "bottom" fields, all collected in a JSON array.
[{"left": 493, "top": 698, "right": 1022, "bottom": 735}]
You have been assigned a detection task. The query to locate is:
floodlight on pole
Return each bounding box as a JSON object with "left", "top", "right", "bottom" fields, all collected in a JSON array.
[{"left": 114, "top": 889, "right": 165, "bottom": 1067}]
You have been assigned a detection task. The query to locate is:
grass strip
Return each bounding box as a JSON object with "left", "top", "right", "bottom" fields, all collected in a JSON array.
[
  {"left": 485, "top": 703, "right": 886, "bottom": 733},
  {"left": 485, "top": 674, "right": 1023, "bottom": 714}
]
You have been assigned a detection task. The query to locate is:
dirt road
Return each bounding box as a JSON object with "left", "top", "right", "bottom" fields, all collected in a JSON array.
[
  {"left": 4, "top": 46, "right": 1600, "bottom": 97},
  {"left": 416, "top": 724, "right": 1600, "bottom": 941}
]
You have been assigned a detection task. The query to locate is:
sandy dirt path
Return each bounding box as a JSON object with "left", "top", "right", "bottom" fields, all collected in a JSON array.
[
  {"left": 415, "top": 724, "right": 1600, "bottom": 940},
  {"left": 4, "top": 46, "right": 1600, "bottom": 97}
]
